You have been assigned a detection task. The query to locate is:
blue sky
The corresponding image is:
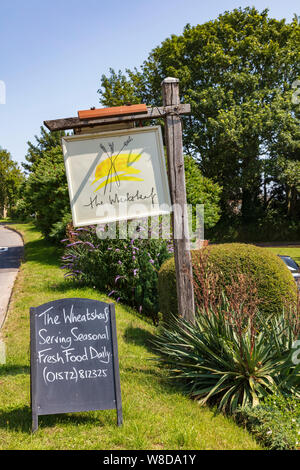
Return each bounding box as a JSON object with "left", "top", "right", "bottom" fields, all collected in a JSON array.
[{"left": 0, "top": 0, "right": 299, "bottom": 166}]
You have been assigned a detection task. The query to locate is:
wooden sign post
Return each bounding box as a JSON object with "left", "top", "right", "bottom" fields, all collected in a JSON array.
[
  {"left": 161, "top": 78, "right": 195, "bottom": 323},
  {"left": 44, "top": 78, "right": 195, "bottom": 323}
]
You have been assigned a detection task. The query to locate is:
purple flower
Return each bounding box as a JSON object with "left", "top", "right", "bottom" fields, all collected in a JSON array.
[
  {"left": 85, "top": 241, "right": 95, "bottom": 249},
  {"left": 133, "top": 269, "right": 138, "bottom": 276},
  {"left": 108, "top": 290, "right": 116, "bottom": 297},
  {"left": 115, "top": 275, "right": 123, "bottom": 284},
  {"left": 115, "top": 248, "right": 120, "bottom": 252},
  {"left": 149, "top": 259, "right": 154, "bottom": 264},
  {"left": 66, "top": 241, "right": 83, "bottom": 247},
  {"left": 116, "top": 297, "right": 121, "bottom": 302},
  {"left": 132, "top": 255, "right": 136, "bottom": 261},
  {"left": 118, "top": 260, "right": 122, "bottom": 265}
]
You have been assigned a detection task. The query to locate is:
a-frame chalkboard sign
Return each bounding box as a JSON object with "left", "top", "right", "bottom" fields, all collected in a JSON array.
[{"left": 30, "top": 298, "right": 122, "bottom": 432}]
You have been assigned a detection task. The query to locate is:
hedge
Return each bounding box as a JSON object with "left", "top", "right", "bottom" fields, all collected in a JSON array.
[{"left": 158, "top": 243, "right": 297, "bottom": 322}]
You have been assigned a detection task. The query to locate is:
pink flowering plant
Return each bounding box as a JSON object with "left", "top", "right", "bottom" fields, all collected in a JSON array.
[{"left": 61, "top": 220, "right": 173, "bottom": 324}]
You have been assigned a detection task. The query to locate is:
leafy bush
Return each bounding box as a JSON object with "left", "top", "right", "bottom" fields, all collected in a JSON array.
[
  {"left": 49, "top": 211, "right": 72, "bottom": 244},
  {"left": 184, "top": 155, "right": 221, "bottom": 230},
  {"left": 235, "top": 394, "right": 300, "bottom": 450},
  {"left": 158, "top": 243, "right": 297, "bottom": 323},
  {"left": 0, "top": 148, "right": 25, "bottom": 218},
  {"left": 61, "top": 222, "right": 173, "bottom": 324},
  {"left": 8, "top": 197, "right": 31, "bottom": 221},
  {"left": 152, "top": 281, "right": 299, "bottom": 414},
  {"left": 24, "top": 146, "right": 71, "bottom": 243},
  {"left": 210, "top": 216, "right": 300, "bottom": 243}
]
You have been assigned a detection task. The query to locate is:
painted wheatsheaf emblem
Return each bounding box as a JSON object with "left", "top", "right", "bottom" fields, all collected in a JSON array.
[{"left": 92, "top": 137, "right": 144, "bottom": 194}]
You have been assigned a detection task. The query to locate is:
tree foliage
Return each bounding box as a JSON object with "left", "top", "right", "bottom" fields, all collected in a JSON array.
[
  {"left": 0, "top": 148, "right": 24, "bottom": 217},
  {"left": 184, "top": 155, "right": 221, "bottom": 229},
  {"left": 23, "top": 128, "right": 71, "bottom": 241},
  {"left": 99, "top": 7, "right": 300, "bottom": 228},
  {"left": 23, "top": 126, "right": 66, "bottom": 173}
]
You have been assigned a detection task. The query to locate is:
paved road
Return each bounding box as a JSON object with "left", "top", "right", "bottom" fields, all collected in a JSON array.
[{"left": 0, "top": 225, "right": 24, "bottom": 329}]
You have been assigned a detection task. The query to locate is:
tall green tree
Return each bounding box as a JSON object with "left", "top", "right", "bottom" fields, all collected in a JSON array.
[
  {"left": 23, "top": 127, "right": 71, "bottom": 242},
  {"left": 0, "top": 148, "right": 24, "bottom": 217},
  {"left": 24, "top": 145, "right": 70, "bottom": 241},
  {"left": 98, "top": 7, "right": 300, "bottom": 223},
  {"left": 23, "top": 126, "right": 66, "bottom": 173}
]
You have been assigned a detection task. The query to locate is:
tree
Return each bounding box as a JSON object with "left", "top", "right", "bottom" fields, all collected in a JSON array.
[
  {"left": 184, "top": 155, "right": 221, "bottom": 230},
  {"left": 98, "top": 7, "right": 300, "bottom": 225},
  {"left": 24, "top": 146, "right": 70, "bottom": 241},
  {"left": 23, "top": 126, "right": 66, "bottom": 173},
  {"left": 0, "top": 148, "right": 24, "bottom": 217},
  {"left": 23, "top": 127, "right": 71, "bottom": 242}
]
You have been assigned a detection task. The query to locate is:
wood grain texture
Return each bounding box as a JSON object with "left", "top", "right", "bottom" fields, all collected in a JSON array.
[
  {"left": 78, "top": 104, "right": 147, "bottom": 120},
  {"left": 162, "top": 78, "right": 195, "bottom": 324},
  {"left": 44, "top": 104, "right": 191, "bottom": 132}
]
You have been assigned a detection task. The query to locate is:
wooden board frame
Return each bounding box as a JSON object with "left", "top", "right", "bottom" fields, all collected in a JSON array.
[
  {"left": 61, "top": 125, "right": 172, "bottom": 227},
  {"left": 30, "top": 298, "right": 122, "bottom": 433},
  {"left": 44, "top": 104, "right": 191, "bottom": 132},
  {"left": 44, "top": 78, "right": 195, "bottom": 324}
]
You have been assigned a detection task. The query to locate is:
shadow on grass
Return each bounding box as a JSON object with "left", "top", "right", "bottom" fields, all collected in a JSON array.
[
  {"left": 24, "top": 239, "right": 63, "bottom": 267},
  {"left": 0, "top": 365, "right": 30, "bottom": 377},
  {"left": 48, "top": 280, "right": 91, "bottom": 293},
  {"left": 0, "top": 406, "right": 32, "bottom": 433},
  {"left": 123, "top": 326, "right": 229, "bottom": 421},
  {"left": 122, "top": 326, "right": 183, "bottom": 394},
  {"left": 0, "top": 406, "right": 112, "bottom": 433},
  {"left": 123, "top": 326, "right": 156, "bottom": 353}
]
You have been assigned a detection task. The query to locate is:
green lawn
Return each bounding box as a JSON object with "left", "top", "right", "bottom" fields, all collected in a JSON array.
[
  {"left": 265, "top": 246, "right": 300, "bottom": 265},
  {"left": 0, "top": 222, "right": 261, "bottom": 450}
]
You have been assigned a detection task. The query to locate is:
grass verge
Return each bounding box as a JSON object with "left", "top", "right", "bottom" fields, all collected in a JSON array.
[
  {"left": 265, "top": 246, "right": 300, "bottom": 265},
  {"left": 0, "top": 222, "right": 261, "bottom": 450}
]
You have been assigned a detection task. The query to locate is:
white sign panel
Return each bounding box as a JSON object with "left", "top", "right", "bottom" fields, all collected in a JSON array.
[{"left": 62, "top": 126, "right": 172, "bottom": 227}]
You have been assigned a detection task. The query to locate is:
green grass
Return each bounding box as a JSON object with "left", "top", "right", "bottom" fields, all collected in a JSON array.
[
  {"left": 0, "top": 222, "right": 261, "bottom": 450},
  {"left": 265, "top": 246, "right": 300, "bottom": 265}
]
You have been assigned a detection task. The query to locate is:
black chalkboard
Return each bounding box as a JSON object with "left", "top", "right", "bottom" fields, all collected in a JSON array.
[{"left": 30, "top": 298, "right": 122, "bottom": 432}]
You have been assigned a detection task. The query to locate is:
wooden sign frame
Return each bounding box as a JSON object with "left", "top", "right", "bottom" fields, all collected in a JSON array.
[
  {"left": 61, "top": 125, "right": 172, "bottom": 227},
  {"left": 30, "top": 298, "right": 122, "bottom": 432},
  {"left": 44, "top": 77, "right": 195, "bottom": 324}
]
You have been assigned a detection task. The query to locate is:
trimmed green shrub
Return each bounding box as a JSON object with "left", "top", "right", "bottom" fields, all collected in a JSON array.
[{"left": 158, "top": 243, "right": 297, "bottom": 322}]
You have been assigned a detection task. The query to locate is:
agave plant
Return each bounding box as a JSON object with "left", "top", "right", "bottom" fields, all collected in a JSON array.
[
  {"left": 266, "top": 309, "right": 300, "bottom": 396},
  {"left": 152, "top": 297, "right": 299, "bottom": 414}
]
